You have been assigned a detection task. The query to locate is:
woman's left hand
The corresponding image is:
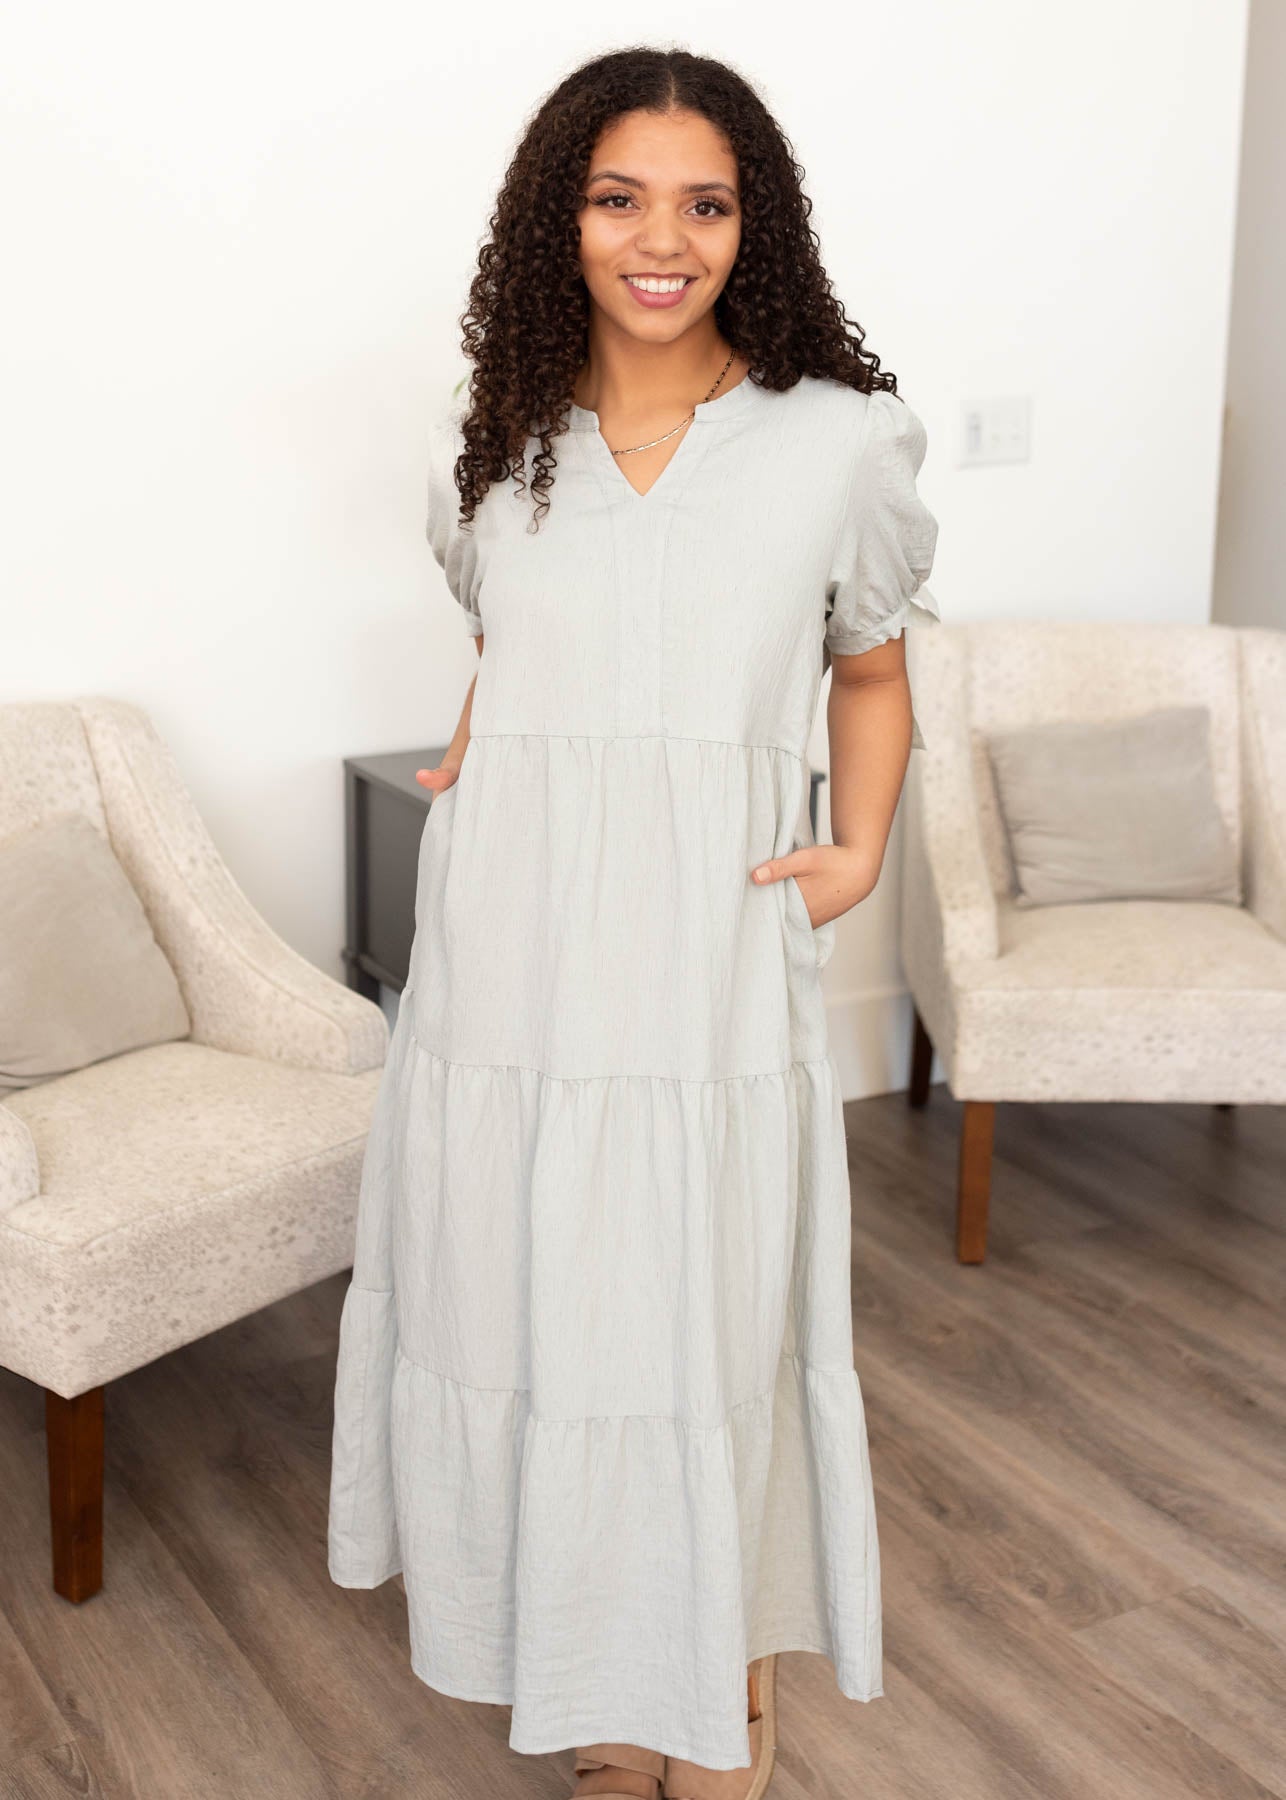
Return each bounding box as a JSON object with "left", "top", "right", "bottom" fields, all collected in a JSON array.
[{"left": 750, "top": 843, "right": 883, "bottom": 929}]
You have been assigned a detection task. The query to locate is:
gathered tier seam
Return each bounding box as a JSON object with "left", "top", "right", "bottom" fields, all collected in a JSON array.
[
  {"left": 467, "top": 730, "right": 806, "bottom": 761},
  {"left": 406, "top": 1026, "right": 832, "bottom": 1086},
  {"left": 389, "top": 1339, "right": 859, "bottom": 1422}
]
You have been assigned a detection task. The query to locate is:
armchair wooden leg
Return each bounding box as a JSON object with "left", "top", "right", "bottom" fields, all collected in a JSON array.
[
  {"left": 908, "top": 1005, "right": 933, "bottom": 1107},
  {"left": 957, "top": 1101, "right": 996, "bottom": 1264},
  {"left": 45, "top": 1385, "right": 104, "bottom": 1602}
]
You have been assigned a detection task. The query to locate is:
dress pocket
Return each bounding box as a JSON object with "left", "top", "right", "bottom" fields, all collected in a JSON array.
[
  {"left": 782, "top": 853, "right": 837, "bottom": 973},
  {"left": 412, "top": 778, "right": 459, "bottom": 939}
]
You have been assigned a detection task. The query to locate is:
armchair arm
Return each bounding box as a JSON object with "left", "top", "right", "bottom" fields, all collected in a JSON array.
[
  {"left": 0, "top": 1103, "right": 39, "bottom": 1211},
  {"left": 1240, "top": 629, "right": 1286, "bottom": 944},
  {"left": 75, "top": 698, "right": 388, "bottom": 1075}
]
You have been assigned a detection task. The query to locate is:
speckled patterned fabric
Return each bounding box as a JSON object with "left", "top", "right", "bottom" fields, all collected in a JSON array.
[
  {"left": 73, "top": 700, "right": 389, "bottom": 1076},
  {"left": 0, "top": 1105, "right": 38, "bottom": 1214},
  {"left": 0, "top": 1041, "right": 382, "bottom": 1395},
  {"left": 900, "top": 623, "right": 1286, "bottom": 1103},
  {"left": 0, "top": 698, "right": 389, "bottom": 1397}
]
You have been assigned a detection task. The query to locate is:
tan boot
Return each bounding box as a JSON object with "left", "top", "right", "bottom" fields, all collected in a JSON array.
[
  {"left": 661, "top": 1656, "right": 778, "bottom": 1800},
  {"left": 571, "top": 1740, "right": 665, "bottom": 1799}
]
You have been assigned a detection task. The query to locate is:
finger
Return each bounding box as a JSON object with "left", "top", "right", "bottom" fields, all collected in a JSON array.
[
  {"left": 415, "top": 766, "right": 458, "bottom": 791},
  {"left": 750, "top": 854, "right": 811, "bottom": 885}
]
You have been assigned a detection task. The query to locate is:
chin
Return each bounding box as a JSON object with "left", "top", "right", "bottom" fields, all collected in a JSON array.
[{"left": 602, "top": 296, "right": 706, "bottom": 340}]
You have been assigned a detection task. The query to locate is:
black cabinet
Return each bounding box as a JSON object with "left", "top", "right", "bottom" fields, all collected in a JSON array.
[{"left": 342, "top": 747, "right": 450, "bottom": 1000}]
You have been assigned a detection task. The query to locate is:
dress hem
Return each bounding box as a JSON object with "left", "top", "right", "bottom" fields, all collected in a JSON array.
[
  {"left": 406, "top": 1647, "right": 884, "bottom": 1769},
  {"left": 329, "top": 1561, "right": 403, "bottom": 1590}
]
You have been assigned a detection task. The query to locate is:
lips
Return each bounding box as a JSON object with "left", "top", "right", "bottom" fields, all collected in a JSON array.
[{"left": 621, "top": 275, "right": 695, "bottom": 310}]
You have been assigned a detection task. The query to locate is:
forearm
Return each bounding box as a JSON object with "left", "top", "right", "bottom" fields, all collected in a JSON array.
[
  {"left": 826, "top": 670, "right": 913, "bottom": 878},
  {"left": 445, "top": 672, "right": 478, "bottom": 771},
  {"left": 419, "top": 643, "right": 482, "bottom": 796}
]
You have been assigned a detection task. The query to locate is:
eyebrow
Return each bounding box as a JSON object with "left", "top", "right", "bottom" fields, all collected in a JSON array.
[{"left": 585, "top": 169, "right": 738, "bottom": 198}]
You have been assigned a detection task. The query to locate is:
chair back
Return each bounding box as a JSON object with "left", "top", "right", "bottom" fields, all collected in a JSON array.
[
  {"left": 0, "top": 702, "right": 108, "bottom": 841},
  {"left": 912, "top": 621, "right": 1242, "bottom": 900}
]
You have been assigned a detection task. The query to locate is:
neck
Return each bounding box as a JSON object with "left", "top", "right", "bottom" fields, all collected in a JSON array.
[{"left": 574, "top": 323, "right": 743, "bottom": 421}]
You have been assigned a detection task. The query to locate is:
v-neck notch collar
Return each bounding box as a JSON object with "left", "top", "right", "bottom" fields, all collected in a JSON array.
[
  {"left": 567, "top": 375, "right": 762, "bottom": 503},
  {"left": 566, "top": 375, "right": 762, "bottom": 435}
]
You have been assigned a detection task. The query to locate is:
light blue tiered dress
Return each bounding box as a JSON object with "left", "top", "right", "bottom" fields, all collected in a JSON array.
[{"left": 328, "top": 374, "right": 940, "bottom": 1770}]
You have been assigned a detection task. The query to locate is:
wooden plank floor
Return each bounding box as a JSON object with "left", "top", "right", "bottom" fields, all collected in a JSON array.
[{"left": 1, "top": 1089, "right": 1282, "bottom": 1797}]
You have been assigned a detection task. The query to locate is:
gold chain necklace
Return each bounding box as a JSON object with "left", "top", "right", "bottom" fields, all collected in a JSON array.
[{"left": 607, "top": 349, "right": 738, "bottom": 458}]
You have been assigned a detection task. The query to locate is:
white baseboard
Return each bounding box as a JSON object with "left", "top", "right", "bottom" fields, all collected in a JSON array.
[{"left": 824, "top": 983, "right": 945, "bottom": 1101}]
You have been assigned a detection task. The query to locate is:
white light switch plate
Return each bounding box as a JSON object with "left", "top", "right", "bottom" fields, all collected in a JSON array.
[{"left": 958, "top": 396, "right": 1032, "bottom": 466}]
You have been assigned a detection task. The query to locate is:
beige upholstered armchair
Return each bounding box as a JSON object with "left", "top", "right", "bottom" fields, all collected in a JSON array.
[
  {"left": 900, "top": 622, "right": 1286, "bottom": 1262},
  {"left": 0, "top": 699, "right": 388, "bottom": 1599}
]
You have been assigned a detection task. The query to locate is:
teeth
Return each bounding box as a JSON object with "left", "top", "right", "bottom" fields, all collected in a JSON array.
[{"left": 626, "top": 275, "right": 690, "bottom": 294}]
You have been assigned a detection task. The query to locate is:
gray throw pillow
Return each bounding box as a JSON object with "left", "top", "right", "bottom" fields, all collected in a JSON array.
[
  {"left": 0, "top": 811, "right": 191, "bottom": 1089},
  {"left": 985, "top": 705, "right": 1241, "bottom": 908}
]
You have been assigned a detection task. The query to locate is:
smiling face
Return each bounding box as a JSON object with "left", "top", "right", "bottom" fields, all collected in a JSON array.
[{"left": 576, "top": 107, "right": 742, "bottom": 345}]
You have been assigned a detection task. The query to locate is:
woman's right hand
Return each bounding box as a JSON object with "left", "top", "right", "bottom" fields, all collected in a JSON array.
[
  {"left": 415, "top": 759, "right": 462, "bottom": 794},
  {"left": 418, "top": 669, "right": 478, "bottom": 795}
]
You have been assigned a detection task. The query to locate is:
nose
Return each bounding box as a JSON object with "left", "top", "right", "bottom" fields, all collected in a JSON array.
[{"left": 635, "top": 212, "right": 688, "bottom": 258}]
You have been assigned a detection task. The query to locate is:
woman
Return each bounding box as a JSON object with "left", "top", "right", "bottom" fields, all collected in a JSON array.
[{"left": 328, "top": 45, "right": 939, "bottom": 1800}]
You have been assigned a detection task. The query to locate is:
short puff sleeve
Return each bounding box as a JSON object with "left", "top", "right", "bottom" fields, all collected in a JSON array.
[
  {"left": 425, "top": 415, "right": 484, "bottom": 637},
  {"left": 823, "top": 390, "right": 940, "bottom": 745}
]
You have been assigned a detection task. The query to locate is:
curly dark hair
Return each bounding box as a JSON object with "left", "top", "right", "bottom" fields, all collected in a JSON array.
[{"left": 451, "top": 45, "right": 900, "bottom": 528}]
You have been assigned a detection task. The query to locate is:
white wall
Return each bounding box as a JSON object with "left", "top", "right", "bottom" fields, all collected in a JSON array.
[
  {"left": 2, "top": 0, "right": 1248, "bottom": 1097},
  {"left": 1212, "top": 0, "right": 1286, "bottom": 632}
]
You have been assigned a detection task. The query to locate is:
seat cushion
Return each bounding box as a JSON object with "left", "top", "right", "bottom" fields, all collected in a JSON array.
[
  {"left": 0, "top": 1040, "right": 382, "bottom": 1394},
  {"left": 949, "top": 898, "right": 1286, "bottom": 1103}
]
